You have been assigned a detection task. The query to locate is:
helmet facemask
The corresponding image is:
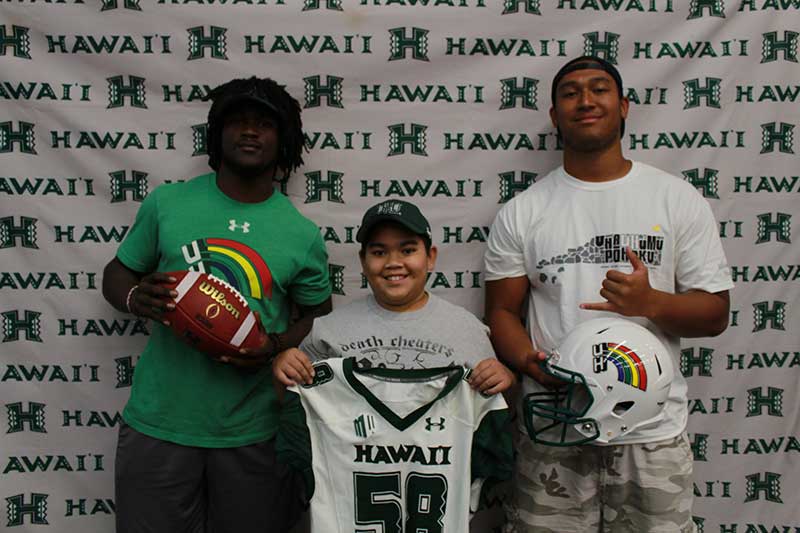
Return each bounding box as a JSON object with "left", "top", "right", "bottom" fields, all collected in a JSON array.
[{"left": 523, "top": 356, "right": 600, "bottom": 446}]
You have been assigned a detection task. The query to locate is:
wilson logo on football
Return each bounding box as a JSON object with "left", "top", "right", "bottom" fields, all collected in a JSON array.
[
  {"left": 198, "top": 282, "right": 241, "bottom": 320},
  {"left": 205, "top": 303, "right": 221, "bottom": 320}
]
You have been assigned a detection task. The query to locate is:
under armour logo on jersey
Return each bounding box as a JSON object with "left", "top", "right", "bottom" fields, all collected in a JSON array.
[
  {"left": 354, "top": 414, "right": 376, "bottom": 438},
  {"left": 228, "top": 219, "right": 251, "bottom": 233},
  {"left": 425, "top": 417, "right": 445, "bottom": 431}
]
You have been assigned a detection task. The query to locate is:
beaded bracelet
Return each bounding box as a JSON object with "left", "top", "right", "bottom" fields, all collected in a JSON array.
[{"left": 125, "top": 285, "right": 139, "bottom": 315}]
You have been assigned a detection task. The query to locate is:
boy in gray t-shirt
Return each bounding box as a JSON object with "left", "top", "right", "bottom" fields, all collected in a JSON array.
[{"left": 272, "top": 200, "right": 514, "bottom": 395}]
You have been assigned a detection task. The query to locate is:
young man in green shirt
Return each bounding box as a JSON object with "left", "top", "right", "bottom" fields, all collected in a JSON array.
[{"left": 102, "top": 77, "right": 332, "bottom": 533}]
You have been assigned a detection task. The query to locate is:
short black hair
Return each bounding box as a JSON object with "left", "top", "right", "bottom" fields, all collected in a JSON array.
[{"left": 205, "top": 77, "right": 305, "bottom": 180}]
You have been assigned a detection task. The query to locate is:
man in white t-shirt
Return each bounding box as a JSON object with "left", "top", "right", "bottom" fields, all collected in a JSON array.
[{"left": 484, "top": 56, "right": 733, "bottom": 533}]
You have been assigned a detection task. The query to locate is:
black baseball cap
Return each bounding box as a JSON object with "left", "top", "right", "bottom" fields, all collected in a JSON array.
[
  {"left": 356, "top": 200, "right": 432, "bottom": 244},
  {"left": 215, "top": 82, "right": 282, "bottom": 122},
  {"left": 551, "top": 55, "right": 624, "bottom": 105}
]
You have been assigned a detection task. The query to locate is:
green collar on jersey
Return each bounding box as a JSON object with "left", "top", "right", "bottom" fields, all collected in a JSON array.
[{"left": 342, "top": 357, "right": 464, "bottom": 431}]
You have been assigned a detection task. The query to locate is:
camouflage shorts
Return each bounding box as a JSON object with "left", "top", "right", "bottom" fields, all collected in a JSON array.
[{"left": 503, "top": 428, "right": 695, "bottom": 533}]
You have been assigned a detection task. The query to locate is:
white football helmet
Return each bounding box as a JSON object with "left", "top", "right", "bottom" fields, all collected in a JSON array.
[{"left": 524, "top": 318, "right": 673, "bottom": 445}]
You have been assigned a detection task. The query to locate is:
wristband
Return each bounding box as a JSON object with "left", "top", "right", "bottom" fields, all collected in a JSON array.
[{"left": 125, "top": 285, "right": 139, "bottom": 315}]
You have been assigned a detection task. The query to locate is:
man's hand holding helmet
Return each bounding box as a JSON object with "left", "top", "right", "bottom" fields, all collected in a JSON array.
[{"left": 523, "top": 349, "right": 567, "bottom": 388}]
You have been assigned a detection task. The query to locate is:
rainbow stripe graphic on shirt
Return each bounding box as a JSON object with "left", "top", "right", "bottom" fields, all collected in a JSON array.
[
  {"left": 605, "top": 343, "right": 647, "bottom": 391},
  {"left": 182, "top": 238, "right": 273, "bottom": 300}
]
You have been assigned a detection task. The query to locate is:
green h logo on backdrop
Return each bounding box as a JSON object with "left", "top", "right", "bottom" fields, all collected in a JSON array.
[
  {"left": 582, "top": 32, "right": 620, "bottom": 64},
  {"left": 752, "top": 301, "right": 786, "bottom": 331},
  {"left": 502, "top": 0, "right": 541, "bottom": 14},
  {"left": 683, "top": 78, "right": 721, "bottom": 109},
  {"left": 0, "top": 122, "right": 36, "bottom": 154},
  {"left": 5, "top": 494, "right": 49, "bottom": 526},
  {"left": 693, "top": 517, "right": 705, "bottom": 533},
  {"left": 745, "top": 472, "right": 782, "bottom": 503},
  {"left": 0, "top": 25, "right": 31, "bottom": 59},
  {"left": 107, "top": 76, "right": 147, "bottom": 109},
  {"left": 305, "top": 171, "right": 344, "bottom": 203},
  {"left": 682, "top": 168, "right": 719, "bottom": 199},
  {"left": 192, "top": 124, "right": 208, "bottom": 156},
  {"left": 303, "top": 0, "right": 342, "bottom": 10},
  {"left": 761, "top": 31, "right": 798, "bottom": 63},
  {"left": 329, "top": 264, "right": 345, "bottom": 296},
  {"left": 387, "top": 123, "right": 428, "bottom": 156},
  {"left": 498, "top": 171, "right": 536, "bottom": 203},
  {"left": 6, "top": 402, "right": 46, "bottom": 434},
  {"left": 388, "top": 27, "right": 430, "bottom": 61},
  {"left": 304, "top": 75, "right": 344, "bottom": 108},
  {"left": 746, "top": 387, "right": 783, "bottom": 417},
  {"left": 0, "top": 217, "right": 38, "bottom": 249},
  {"left": 687, "top": 0, "right": 725, "bottom": 20},
  {"left": 760, "top": 122, "right": 794, "bottom": 154},
  {"left": 101, "top": 0, "right": 141, "bottom": 11},
  {"left": 500, "top": 78, "right": 538, "bottom": 110},
  {"left": 756, "top": 213, "right": 791, "bottom": 244},
  {"left": 689, "top": 433, "right": 709, "bottom": 462},
  {"left": 274, "top": 177, "right": 289, "bottom": 196},
  {"left": 115, "top": 356, "right": 136, "bottom": 388},
  {"left": 2, "top": 310, "right": 43, "bottom": 342},
  {"left": 110, "top": 170, "right": 149, "bottom": 202},
  {"left": 187, "top": 26, "right": 228, "bottom": 60},
  {"left": 680, "top": 347, "right": 713, "bottom": 377}
]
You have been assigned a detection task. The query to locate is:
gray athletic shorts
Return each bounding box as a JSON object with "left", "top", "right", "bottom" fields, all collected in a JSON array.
[
  {"left": 503, "top": 427, "right": 696, "bottom": 533},
  {"left": 115, "top": 422, "right": 303, "bottom": 533}
]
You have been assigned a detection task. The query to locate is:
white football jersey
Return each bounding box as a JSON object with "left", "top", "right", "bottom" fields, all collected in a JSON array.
[{"left": 276, "top": 357, "right": 512, "bottom": 533}]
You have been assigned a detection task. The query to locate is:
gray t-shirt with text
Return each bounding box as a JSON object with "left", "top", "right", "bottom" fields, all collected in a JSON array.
[{"left": 300, "top": 293, "right": 496, "bottom": 369}]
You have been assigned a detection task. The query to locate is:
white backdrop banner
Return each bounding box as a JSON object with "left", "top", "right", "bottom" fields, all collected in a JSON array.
[{"left": 1, "top": 1, "right": 798, "bottom": 532}]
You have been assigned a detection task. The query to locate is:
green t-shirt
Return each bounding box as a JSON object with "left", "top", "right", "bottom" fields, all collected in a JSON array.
[{"left": 117, "top": 172, "right": 331, "bottom": 447}]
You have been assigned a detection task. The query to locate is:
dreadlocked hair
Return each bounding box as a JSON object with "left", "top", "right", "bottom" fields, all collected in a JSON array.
[{"left": 205, "top": 77, "right": 305, "bottom": 180}]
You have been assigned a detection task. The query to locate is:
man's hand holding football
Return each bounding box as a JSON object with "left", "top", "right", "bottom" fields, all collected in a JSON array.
[
  {"left": 128, "top": 272, "right": 177, "bottom": 325},
  {"left": 218, "top": 311, "right": 274, "bottom": 369}
]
